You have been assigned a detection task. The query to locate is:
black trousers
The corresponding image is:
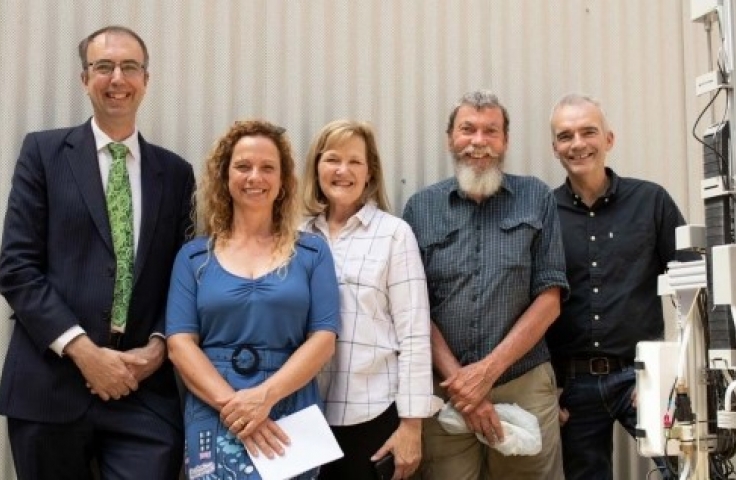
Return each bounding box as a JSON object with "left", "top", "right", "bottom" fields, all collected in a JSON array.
[
  {"left": 319, "top": 403, "right": 400, "bottom": 480},
  {"left": 8, "top": 395, "right": 182, "bottom": 480}
]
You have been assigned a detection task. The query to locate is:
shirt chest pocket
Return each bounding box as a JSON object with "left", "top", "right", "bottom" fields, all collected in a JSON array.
[
  {"left": 613, "top": 222, "right": 656, "bottom": 262},
  {"left": 341, "top": 254, "right": 387, "bottom": 289},
  {"left": 498, "top": 217, "right": 541, "bottom": 268},
  {"left": 417, "top": 229, "right": 460, "bottom": 282}
]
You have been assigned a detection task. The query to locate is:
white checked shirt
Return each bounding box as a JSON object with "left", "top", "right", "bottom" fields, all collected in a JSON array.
[{"left": 302, "top": 202, "right": 440, "bottom": 425}]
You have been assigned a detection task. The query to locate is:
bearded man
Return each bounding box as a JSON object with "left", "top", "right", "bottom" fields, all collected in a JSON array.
[{"left": 403, "top": 90, "right": 568, "bottom": 480}]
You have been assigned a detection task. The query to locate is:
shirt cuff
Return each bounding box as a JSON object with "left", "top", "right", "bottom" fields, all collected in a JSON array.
[
  {"left": 396, "top": 393, "right": 445, "bottom": 418},
  {"left": 50, "top": 326, "right": 86, "bottom": 357}
]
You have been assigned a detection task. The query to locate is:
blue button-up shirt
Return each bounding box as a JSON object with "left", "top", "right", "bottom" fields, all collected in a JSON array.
[{"left": 403, "top": 174, "right": 569, "bottom": 385}]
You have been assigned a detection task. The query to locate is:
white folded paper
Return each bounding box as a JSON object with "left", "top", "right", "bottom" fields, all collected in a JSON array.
[{"left": 250, "top": 404, "right": 343, "bottom": 480}]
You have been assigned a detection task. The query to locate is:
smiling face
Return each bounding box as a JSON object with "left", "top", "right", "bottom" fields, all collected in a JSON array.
[
  {"left": 82, "top": 31, "right": 148, "bottom": 135},
  {"left": 317, "top": 135, "right": 371, "bottom": 214},
  {"left": 228, "top": 135, "right": 282, "bottom": 212},
  {"left": 551, "top": 102, "right": 614, "bottom": 180},
  {"left": 448, "top": 105, "right": 508, "bottom": 173},
  {"left": 448, "top": 105, "right": 508, "bottom": 198}
]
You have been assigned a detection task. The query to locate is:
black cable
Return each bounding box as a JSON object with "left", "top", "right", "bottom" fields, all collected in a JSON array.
[
  {"left": 710, "top": 455, "right": 727, "bottom": 479},
  {"left": 715, "top": 80, "right": 730, "bottom": 183},
  {"left": 710, "top": 452, "right": 736, "bottom": 479},
  {"left": 663, "top": 435, "right": 680, "bottom": 477},
  {"left": 691, "top": 86, "right": 727, "bottom": 175},
  {"left": 645, "top": 466, "right": 660, "bottom": 480},
  {"left": 700, "top": 290, "right": 712, "bottom": 349}
]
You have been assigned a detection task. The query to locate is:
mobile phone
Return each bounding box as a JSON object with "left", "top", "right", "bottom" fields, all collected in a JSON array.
[{"left": 373, "top": 453, "right": 395, "bottom": 480}]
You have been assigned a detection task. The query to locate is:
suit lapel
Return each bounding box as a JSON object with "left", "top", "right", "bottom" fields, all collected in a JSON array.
[
  {"left": 65, "top": 122, "right": 114, "bottom": 253},
  {"left": 135, "top": 134, "right": 163, "bottom": 285}
]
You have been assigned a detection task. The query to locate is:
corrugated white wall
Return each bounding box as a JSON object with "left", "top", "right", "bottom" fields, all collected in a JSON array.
[{"left": 0, "top": 0, "right": 716, "bottom": 478}]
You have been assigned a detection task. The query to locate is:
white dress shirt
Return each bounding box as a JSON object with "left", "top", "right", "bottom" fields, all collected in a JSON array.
[
  {"left": 50, "top": 119, "right": 142, "bottom": 355},
  {"left": 302, "top": 202, "right": 440, "bottom": 425}
]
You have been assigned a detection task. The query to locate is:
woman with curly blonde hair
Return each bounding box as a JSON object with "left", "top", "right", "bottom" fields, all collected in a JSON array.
[
  {"left": 197, "top": 121, "right": 300, "bottom": 257},
  {"left": 166, "top": 120, "right": 340, "bottom": 480}
]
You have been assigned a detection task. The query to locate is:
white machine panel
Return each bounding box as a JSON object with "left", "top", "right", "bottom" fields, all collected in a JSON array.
[
  {"left": 636, "top": 341, "right": 680, "bottom": 457},
  {"left": 712, "top": 244, "right": 736, "bottom": 305},
  {"left": 691, "top": 0, "right": 720, "bottom": 22}
]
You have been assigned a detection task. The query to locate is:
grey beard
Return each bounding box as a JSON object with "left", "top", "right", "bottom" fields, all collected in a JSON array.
[{"left": 455, "top": 161, "right": 504, "bottom": 198}]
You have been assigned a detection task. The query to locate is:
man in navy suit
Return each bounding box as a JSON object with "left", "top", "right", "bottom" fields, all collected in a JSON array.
[{"left": 0, "top": 25, "right": 194, "bottom": 479}]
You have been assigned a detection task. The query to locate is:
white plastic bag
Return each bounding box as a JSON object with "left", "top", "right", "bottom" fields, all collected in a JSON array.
[{"left": 436, "top": 402, "right": 542, "bottom": 456}]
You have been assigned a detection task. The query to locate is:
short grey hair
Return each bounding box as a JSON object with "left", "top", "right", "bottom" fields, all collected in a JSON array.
[
  {"left": 446, "top": 90, "right": 510, "bottom": 136},
  {"left": 550, "top": 93, "right": 610, "bottom": 138}
]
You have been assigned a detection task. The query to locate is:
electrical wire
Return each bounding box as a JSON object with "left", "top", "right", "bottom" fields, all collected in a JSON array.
[
  {"left": 709, "top": 369, "right": 736, "bottom": 477},
  {"left": 664, "top": 434, "right": 680, "bottom": 477},
  {"left": 689, "top": 12, "right": 736, "bottom": 479},
  {"left": 691, "top": 86, "right": 727, "bottom": 175},
  {"left": 646, "top": 466, "right": 661, "bottom": 479}
]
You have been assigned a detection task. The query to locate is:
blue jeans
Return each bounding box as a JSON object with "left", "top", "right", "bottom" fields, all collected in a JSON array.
[{"left": 558, "top": 365, "right": 673, "bottom": 480}]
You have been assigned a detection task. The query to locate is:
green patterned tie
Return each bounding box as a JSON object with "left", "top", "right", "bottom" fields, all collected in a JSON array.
[{"left": 106, "top": 142, "right": 134, "bottom": 333}]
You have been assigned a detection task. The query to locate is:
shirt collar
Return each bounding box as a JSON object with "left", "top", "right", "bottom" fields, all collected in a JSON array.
[
  {"left": 562, "top": 167, "right": 619, "bottom": 204},
  {"left": 308, "top": 200, "right": 379, "bottom": 231},
  {"left": 91, "top": 117, "right": 141, "bottom": 161},
  {"left": 448, "top": 172, "right": 514, "bottom": 202},
  {"left": 353, "top": 201, "right": 379, "bottom": 227}
]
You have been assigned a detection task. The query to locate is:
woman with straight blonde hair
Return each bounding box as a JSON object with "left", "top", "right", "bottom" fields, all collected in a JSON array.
[{"left": 301, "top": 120, "right": 439, "bottom": 479}]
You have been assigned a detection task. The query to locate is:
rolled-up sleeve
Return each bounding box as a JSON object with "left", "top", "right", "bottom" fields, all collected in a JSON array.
[{"left": 531, "top": 190, "right": 569, "bottom": 300}]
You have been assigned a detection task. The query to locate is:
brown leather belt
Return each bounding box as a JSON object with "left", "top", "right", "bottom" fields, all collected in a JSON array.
[{"left": 558, "top": 356, "right": 632, "bottom": 376}]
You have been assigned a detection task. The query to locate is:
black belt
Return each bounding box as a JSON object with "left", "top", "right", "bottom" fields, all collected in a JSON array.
[
  {"left": 558, "top": 356, "right": 632, "bottom": 376},
  {"left": 108, "top": 331, "right": 124, "bottom": 350}
]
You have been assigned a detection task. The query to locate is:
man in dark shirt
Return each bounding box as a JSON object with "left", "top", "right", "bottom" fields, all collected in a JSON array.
[{"left": 546, "top": 93, "right": 685, "bottom": 480}]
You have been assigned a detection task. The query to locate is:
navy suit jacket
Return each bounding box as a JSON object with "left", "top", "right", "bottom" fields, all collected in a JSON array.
[{"left": 0, "top": 120, "right": 194, "bottom": 427}]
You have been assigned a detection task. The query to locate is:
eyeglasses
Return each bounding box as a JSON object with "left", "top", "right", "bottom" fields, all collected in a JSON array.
[{"left": 87, "top": 60, "right": 146, "bottom": 77}]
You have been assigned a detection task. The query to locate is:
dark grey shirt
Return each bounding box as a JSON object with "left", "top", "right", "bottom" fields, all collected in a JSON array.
[{"left": 403, "top": 174, "right": 569, "bottom": 385}]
